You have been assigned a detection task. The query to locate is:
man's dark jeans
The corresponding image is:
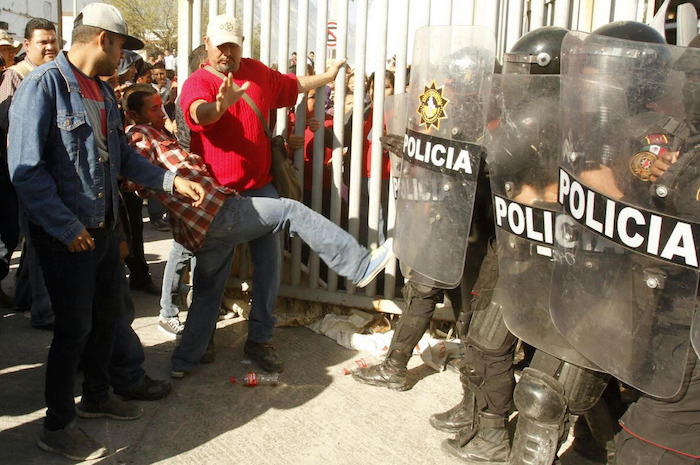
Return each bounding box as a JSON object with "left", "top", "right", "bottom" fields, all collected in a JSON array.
[{"left": 29, "top": 222, "right": 124, "bottom": 431}]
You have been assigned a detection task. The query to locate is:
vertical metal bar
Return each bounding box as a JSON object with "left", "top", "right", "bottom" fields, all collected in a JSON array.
[
  {"left": 366, "top": 0, "right": 389, "bottom": 296},
  {"left": 290, "top": 0, "right": 309, "bottom": 288},
  {"left": 530, "top": 0, "right": 546, "bottom": 28},
  {"left": 347, "top": 0, "right": 368, "bottom": 295},
  {"left": 613, "top": 0, "right": 640, "bottom": 21},
  {"left": 177, "top": 0, "right": 193, "bottom": 94},
  {"left": 243, "top": 0, "right": 253, "bottom": 58},
  {"left": 592, "top": 0, "right": 613, "bottom": 30},
  {"left": 260, "top": 0, "right": 272, "bottom": 66},
  {"left": 209, "top": 0, "right": 217, "bottom": 23},
  {"left": 460, "top": 0, "right": 476, "bottom": 25},
  {"left": 383, "top": 0, "right": 410, "bottom": 299},
  {"left": 506, "top": 0, "right": 524, "bottom": 52},
  {"left": 552, "top": 0, "right": 571, "bottom": 28},
  {"left": 192, "top": 0, "right": 202, "bottom": 48},
  {"left": 446, "top": 0, "right": 454, "bottom": 24},
  {"left": 327, "top": 0, "right": 349, "bottom": 292},
  {"left": 571, "top": 0, "right": 581, "bottom": 30},
  {"left": 475, "top": 0, "right": 499, "bottom": 32},
  {"left": 225, "top": 0, "right": 234, "bottom": 16},
  {"left": 578, "top": 0, "right": 594, "bottom": 31},
  {"left": 275, "top": 0, "right": 290, "bottom": 137},
  {"left": 418, "top": 0, "right": 432, "bottom": 26},
  {"left": 314, "top": 1, "right": 330, "bottom": 291}
]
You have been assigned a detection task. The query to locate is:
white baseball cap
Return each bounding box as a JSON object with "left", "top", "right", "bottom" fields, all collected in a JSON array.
[
  {"left": 206, "top": 14, "right": 242, "bottom": 47},
  {"left": 74, "top": 3, "right": 144, "bottom": 50}
]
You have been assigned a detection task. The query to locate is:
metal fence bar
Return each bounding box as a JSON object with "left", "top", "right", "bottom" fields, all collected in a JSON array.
[
  {"left": 290, "top": 0, "right": 309, "bottom": 289},
  {"left": 192, "top": 0, "right": 202, "bottom": 48},
  {"left": 552, "top": 0, "right": 571, "bottom": 28},
  {"left": 383, "top": 0, "right": 410, "bottom": 300},
  {"left": 275, "top": 0, "right": 291, "bottom": 138},
  {"left": 506, "top": 0, "right": 524, "bottom": 52},
  {"left": 346, "top": 0, "right": 368, "bottom": 296},
  {"left": 614, "top": 0, "right": 640, "bottom": 21},
  {"left": 225, "top": 0, "right": 234, "bottom": 17},
  {"left": 531, "top": 0, "right": 547, "bottom": 28},
  {"left": 177, "top": 0, "right": 192, "bottom": 92},
  {"left": 260, "top": 0, "right": 272, "bottom": 66},
  {"left": 242, "top": 0, "right": 253, "bottom": 58},
  {"left": 366, "top": 0, "right": 389, "bottom": 296},
  {"left": 329, "top": 0, "right": 350, "bottom": 293},
  {"left": 592, "top": 0, "right": 613, "bottom": 30},
  {"left": 208, "top": 0, "right": 217, "bottom": 23}
]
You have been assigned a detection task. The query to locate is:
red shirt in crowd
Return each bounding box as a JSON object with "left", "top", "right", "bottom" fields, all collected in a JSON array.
[{"left": 179, "top": 58, "right": 298, "bottom": 192}]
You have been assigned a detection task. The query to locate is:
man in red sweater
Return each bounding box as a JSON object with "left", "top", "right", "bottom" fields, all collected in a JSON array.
[{"left": 179, "top": 14, "right": 346, "bottom": 373}]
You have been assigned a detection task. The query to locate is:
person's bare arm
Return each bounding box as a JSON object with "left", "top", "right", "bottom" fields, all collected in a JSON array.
[{"left": 297, "top": 59, "right": 347, "bottom": 93}]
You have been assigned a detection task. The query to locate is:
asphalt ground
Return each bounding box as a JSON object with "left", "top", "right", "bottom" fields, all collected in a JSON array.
[{"left": 0, "top": 218, "right": 597, "bottom": 465}]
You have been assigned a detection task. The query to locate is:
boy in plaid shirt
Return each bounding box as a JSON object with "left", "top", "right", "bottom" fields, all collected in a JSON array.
[{"left": 123, "top": 84, "right": 393, "bottom": 377}]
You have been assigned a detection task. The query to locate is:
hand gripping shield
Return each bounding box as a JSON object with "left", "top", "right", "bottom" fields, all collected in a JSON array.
[
  {"left": 551, "top": 32, "right": 700, "bottom": 398},
  {"left": 486, "top": 74, "right": 598, "bottom": 370},
  {"left": 394, "top": 26, "right": 495, "bottom": 287}
]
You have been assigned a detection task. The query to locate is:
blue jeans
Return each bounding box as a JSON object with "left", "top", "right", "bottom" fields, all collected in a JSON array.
[
  {"left": 171, "top": 185, "right": 372, "bottom": 372},
  {"left": 29, "top": 222, "right": 124, "bottom": 431},
  {"left": 159, "top": 240, "right": 195, "bottom": 319},
  {"left": 109, "top": 271, "right": 146, "bottom": 391}
]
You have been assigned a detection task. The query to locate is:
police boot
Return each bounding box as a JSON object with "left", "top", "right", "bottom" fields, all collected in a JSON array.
[
  {"left": 441, "top": 412, "right": 509, "bottom": 464},
  {"left": 508, "top": 368, "right": 567, "bottom": 465},
  {"left": 352, "top": 350, "right": 410, "bottom": 391},
  {"left": 429, "top": 385, "right": 475, "bottom": 433}
]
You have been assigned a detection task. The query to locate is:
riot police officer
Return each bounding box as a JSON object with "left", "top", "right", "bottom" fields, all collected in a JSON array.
[{"left": 352, "top": 26, "right": 496, "bottom": 392}]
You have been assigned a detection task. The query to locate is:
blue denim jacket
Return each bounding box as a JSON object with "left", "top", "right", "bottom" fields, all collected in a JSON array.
[{"left": 8, "top": 52, "right": 175, "bottom": 245}]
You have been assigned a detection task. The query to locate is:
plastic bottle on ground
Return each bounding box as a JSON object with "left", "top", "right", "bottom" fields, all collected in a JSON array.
[{"left": 230, "top": 372, "right": 280, "bottom": 386}]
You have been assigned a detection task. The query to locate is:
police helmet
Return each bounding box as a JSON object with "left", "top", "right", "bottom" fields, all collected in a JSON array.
[
  {"left": 503, "top": 26, "right": 568, "bottom": 75},
  {"left": 588, "top": 21, "right": 670, "bottom": 111}
]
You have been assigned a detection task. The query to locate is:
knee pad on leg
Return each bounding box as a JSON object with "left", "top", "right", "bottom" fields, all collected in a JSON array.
[{"left": 514, "top": 368, "right": 567, "bottom": 424}]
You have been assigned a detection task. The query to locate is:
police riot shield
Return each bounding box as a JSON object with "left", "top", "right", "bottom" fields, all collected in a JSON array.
[
  {"left": 551, "top": 32, "right": 700, "bottom": 398},
  {"left": 486, "top": 74, "right": 598, "bottom": 370},
  {"left": 394, "top": 26, "right": 495, "bottom": 287},
  {"left": 384, "top": 93, "right": 410, "bottom": 202}
]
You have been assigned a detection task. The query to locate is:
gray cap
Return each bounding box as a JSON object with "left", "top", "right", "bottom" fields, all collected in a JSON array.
[{"left": 74, "top": 3, "right": 144, "bottom": 50}]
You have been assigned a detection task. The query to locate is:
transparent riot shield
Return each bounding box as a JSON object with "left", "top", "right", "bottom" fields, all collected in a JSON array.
[
  {"left": 551, "top": 32, "right": 700, "bottom": 398},
  {"left": 394, "top": 26, "right": 495, "bottom": 287},
  {"left": 383, "top": 94, "right": 410, "bottom": 203},
  {"left": 486, "top": 74, "right": 598, "bottom": 370},
  {"left": 693, "top": 311, "right": 700, "bottom": 358}
]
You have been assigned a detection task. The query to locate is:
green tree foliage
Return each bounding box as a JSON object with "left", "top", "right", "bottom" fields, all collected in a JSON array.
[{"left": 106, "top": 0, "right": 179, "bottom": 54}]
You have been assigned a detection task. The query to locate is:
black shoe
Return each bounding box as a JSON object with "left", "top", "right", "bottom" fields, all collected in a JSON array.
[
  {"left": 150, "top": 218, "right": 170, "bottom": 231},
  {"left": 352, "top": 354, "right": 409, "bottom": 391},
  {"left": 76, "top": 394, "right": 143, "bottom": 420},
  {"left": 38, "top": 421, "right": 108, "bottom": 461},
  {"left": 430, "top": 395, "right": 475, "bottom": 433},
  {"left": 441, "top": 413, "right": 509, "bottom": 464},
  {"left": 130, "top": 279, "right": 161, "bottom": 296},
  {"left": 244, "top": 340, "right": 284, "bottom": 373},
  {"left": 114, "top": 375, "right": 172, "bottom": 401}
]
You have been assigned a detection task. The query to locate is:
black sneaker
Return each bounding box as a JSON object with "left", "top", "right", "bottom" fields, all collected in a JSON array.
[
  {"left": 38, "top": 421, "right": 108, "bottom": 461},
  {"left": 244, "top": 341, "right": 284, "bottom": 373},
  {"left": 76, "top": 394, "right": 143, "bottom": 420},
  {"left": 114, "top": 375, "right": 172, "bottom": 401}
]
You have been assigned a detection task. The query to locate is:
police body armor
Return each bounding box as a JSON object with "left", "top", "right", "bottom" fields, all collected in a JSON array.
[
  {"left": 486, "top": 74, "right": 600, "bottom": 371},
  {"left": 394, "top": 25, "right": 495, "bottom": 288},
  {"left": 551, "top": 31, "right": 700, "bottom": 399}
]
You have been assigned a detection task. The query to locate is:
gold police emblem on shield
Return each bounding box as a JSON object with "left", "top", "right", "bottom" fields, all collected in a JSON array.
[{"left": 417, "top": 80, "right": 449, "bottom": 131}]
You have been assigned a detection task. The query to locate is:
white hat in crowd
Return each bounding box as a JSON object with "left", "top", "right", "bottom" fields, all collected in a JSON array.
[
  {"left": 74, "top": 3, "right": 144, "bottom": 50},
  {"left": 206, "top": 14, "right": 243, "bottom": 47},
  {"left": 0, "top": 30, "right": 21, "bottom": 52}
]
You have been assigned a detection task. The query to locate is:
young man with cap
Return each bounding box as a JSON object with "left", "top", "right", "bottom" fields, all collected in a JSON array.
[
  {"left": 7, "top": 4, "right": 205, "bottom": 461},
  {"left": 179, "top": 14, "right": 347, "bottom": 374}
]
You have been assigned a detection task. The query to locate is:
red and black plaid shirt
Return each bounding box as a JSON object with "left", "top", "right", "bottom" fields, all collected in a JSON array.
[{"left": 125, "top": 124, "right": 237, "bottom": 252}]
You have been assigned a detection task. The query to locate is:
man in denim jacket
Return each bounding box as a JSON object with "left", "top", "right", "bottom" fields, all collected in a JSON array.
[{"left": 7, "top": 4, "right": 204, "bottom": 461}]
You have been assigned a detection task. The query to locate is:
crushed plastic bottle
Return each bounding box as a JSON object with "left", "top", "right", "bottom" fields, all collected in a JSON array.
[
  {"left": 342, "top": 358, "right": 368, "bottom": 375},
  {"left": 230, "top": 372, "right": 280, "bottom": 386}
]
